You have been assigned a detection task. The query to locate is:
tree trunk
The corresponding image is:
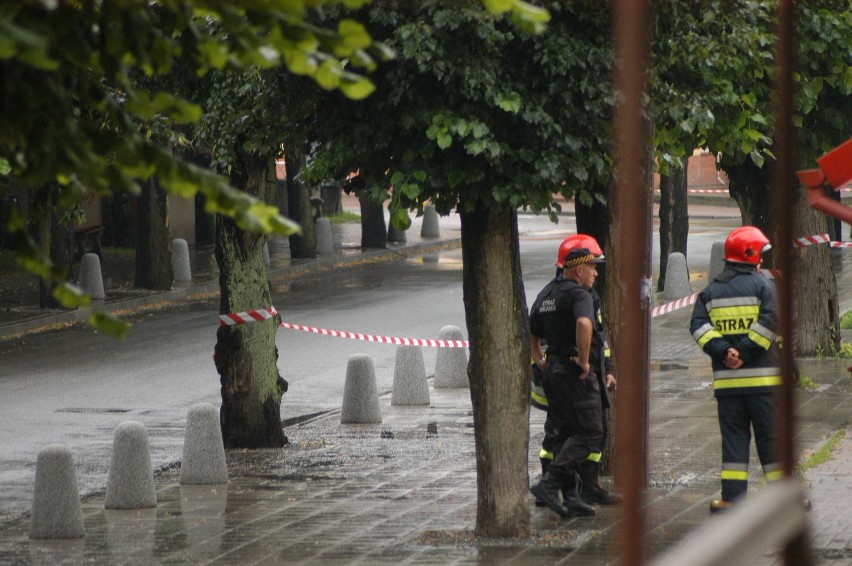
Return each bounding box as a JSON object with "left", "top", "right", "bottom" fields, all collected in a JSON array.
[
  {"left": 359, "top": 192, "right": 387, "bottom": 249},
  {"left": 724, "top": 159, "right": 773, "bottom": 234},
  {"left": 286, "top": 150, "right": 317, "bottom": 259},
  {"left": 792, "top": 192, "right": 839, "bottom": 356},
  {"left": 135, "top": 175, "right": 173, "bottom": 290},
  {"left": 460, "top": 205, "right": 530, "bottom": 538},
  {"left": 575, "top": 181, "right": 612, "bottom": 296},
  {"left": 604, "top": 119, "right": 655, "bottom": 481},
  {"left": 321, "top": 182, "right": 342, "bottom": 216},
  {"left": 214, "top": 152, "right": 287, "bottom": 448},
  {"left": 36, "top": 209, "right": 73, "bottom": 309},
  {"left": 657, "top": 159, "right": 689, "bottom": 292},
  {"left": 101, "top": 193, "right": 136, "bottom": 248}
]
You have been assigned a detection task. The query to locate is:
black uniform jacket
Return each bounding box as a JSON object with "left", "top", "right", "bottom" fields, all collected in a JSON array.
[{"left": 690, "top": 264, "right": 781, "bottom": 397}]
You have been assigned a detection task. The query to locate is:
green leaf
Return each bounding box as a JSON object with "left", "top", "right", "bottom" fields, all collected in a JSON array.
[
  {"left": 52, "top": 282, "right": 92, "bottom": 309},
  {"left": 338, "top": 76, "right": 376, "bottom": 100},
  {"left": 0, "top": 157, "right": 10, "bottom": 175},
  {"left": 88, "top": 311, "right": 132, "bottom": 339},
  {"left": 338, "top": 20, "right": 371, "bottom": 52},
  {"left": 482, "top": 0, "right": 515, "bottom": 14},
  {"left": 437, "top": 132, "right": 452, "bottom": 149},
  {"left": 390, "top": 205, "right": 412, "bottom": 230},
  {"left": 496, "top": 91, "right": 522, "bottom": 113}
]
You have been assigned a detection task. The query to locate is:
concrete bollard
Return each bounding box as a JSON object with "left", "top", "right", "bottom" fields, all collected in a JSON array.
[
  {"left": 341, "top": 354, "right": 382, "bottom": 423},
  {"left": 105, "top": 421, "right": 157, "bottom": 510},
  {"left": 262, "top": 241, "right": 271, "bottom": 267},
  {"left": 78, "top": 252, "right": 105, "bottom": 300},
  {"left": 172, "top": 238, "right": 192, "bottom": 283},
  {"left": 709, "top": 241, "right": 726, "bottom": 281},
  {"left": 434, "top": 325, "right": 469, "bottom": 388},
  {"left": 179, "top": 403, "right": 228, "bottom": 485},
  {"left": 29, "top": 445, "right": 85, "bottom": 539},
  {"left": 316, "top": 217, "right": 334, "bottom": 255},
  {"left": 662, "top": 252, "right": 691, "bottom": 301},
  {"left": 421, "top": 205, "right": 440, "bottom": 239},
  {"left": 392, "top": 345, "right": 430, "bottom": 406}
]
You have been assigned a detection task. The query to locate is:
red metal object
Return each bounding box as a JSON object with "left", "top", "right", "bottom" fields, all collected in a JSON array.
[{"left": 798, "top": 138, "right": 852, "bottom": 223}]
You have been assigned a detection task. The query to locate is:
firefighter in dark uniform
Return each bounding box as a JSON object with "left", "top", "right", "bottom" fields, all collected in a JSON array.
[
  {"left": 532, "top": 235, "right": 621, "bottom": 510},
  {"left": 528, "top": 237, "right": 607, "bottom": 517},
  {"left": 690, "top": 226, "right": 783, "bottom": 513}
]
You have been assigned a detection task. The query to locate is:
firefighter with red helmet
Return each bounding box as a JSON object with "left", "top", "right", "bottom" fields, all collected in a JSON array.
[
  {"left": 690, "top": 226, "right": 782, "bottom": 513},
  {"left": 528, "top": 234, "right": 613, "bottom": 517},
  {"left": 531, "top": 234, "right": 621, "bottom": 511}
]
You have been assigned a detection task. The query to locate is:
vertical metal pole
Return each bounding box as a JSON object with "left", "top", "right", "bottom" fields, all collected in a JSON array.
[
  {"left": 611, "top": 1, "right": 651, "bottom": 565},
  {"left": 772, "top": 1, "right": 813, "bottom": 565}
]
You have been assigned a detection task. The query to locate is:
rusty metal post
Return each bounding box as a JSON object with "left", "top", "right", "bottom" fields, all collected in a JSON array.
[
  {"left": 771, "top": 1, "right": 814, "bottom": 565},
  {"left": 611, "top": 1, "right": 651, "bottom": 565}
]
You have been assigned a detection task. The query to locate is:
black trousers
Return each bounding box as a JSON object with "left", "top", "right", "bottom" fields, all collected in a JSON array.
[
  {"left": 717, "top": 393, "right": 778, "bottom": 501},
  {"left": 543, "top": 360, "right": 603, "bottom": 479}
]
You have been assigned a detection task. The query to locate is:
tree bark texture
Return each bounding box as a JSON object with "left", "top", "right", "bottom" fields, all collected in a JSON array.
[
  {"left": 359, "top": 192, "right": 387, "bottom": 249},
  {"left": 724, "top": 159, "right": 773, "bottom": 234},
  {"left": 575, "top": 181, "right": 612, "bottom": 296},
  {"left": 214, "top": 152, "right": 287, "bottom": 448},
  {"left": 791, "top": 192, "right": 839, "bottom": 356},
  {"left": 604, "top": 119, "right": 655, "bottom": 481},
  {"left": 286, "top": 151, "right": 317, "bottom": 259},
  {"left": 135, "top": 175, "right": 173, "bottom": 290},
  {"left": 101, "top": 193, "right": 136, "bottom": 248},
  {"left": 657, "top": 160, "right": 689, "bottom": 292},
  {"left": 36, "top": 210, "right": 73, "bottom": 309},
  {"left": 460, "top": 205, "right": 530, "bottom": 538}
]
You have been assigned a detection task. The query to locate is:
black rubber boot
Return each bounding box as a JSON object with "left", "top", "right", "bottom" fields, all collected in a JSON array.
[
  {"left": 563, "top": 495, "right": 596, "bottom": 517},
  {"left": 530, "top": 473, "right": 568, "bottom": 517},
  {"left": 534, "top": 459, "right": 552, "bottom": 507},
  {"left": 562, "top": 470, "right": 579, "bottom": 500},
  {"left": 579, "top": 461, "right": 623, "bottom": 505}
]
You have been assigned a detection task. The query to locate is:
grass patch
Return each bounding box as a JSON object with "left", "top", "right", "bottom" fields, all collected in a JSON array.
[
  {"left": 797, "top": 374, "right": 819, "bottom": 390},
  {"left": 325, "top": 211, "right": 360, "bottom": 224},
  {"left": 798, "top": 428, "right": 846, "bottom": 475},
  {"left": 836, "top": 342, "right": 852, "bottom": 359},
  {"left": 841, "top": 310, "right": 852, "bottom": 329}
]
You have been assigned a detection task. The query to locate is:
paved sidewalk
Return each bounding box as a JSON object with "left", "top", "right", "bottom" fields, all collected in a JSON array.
[{"left": 0, "top": 198, "right": 850, "bottom": 564}]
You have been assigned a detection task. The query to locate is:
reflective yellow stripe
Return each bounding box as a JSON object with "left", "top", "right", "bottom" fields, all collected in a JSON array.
[
  {"left": 539, "top": 449, "right": 553, "bottom": 460},
  {"left": 714, "top": 376, "right": 782, "bottom": 390},
  {"left": 765, "top": 470, "right": 784, "bottom": 481},
  {"left": 709, "top": 305, "right": 760, "bottom": 335},
  {"left": 587, "top": 452, "right": 602, "bottom": 463},
  {"left": 748, "top": 329, "right": 772, "bottom": 349},
  {"left": 530, "top": 390, "right": 549, "bottom": 407},
  {"left": 697, "top": 329, "right": 723, "bottom": 348},
  {"left": 721, "top": 470, "right": 749, "bottom": 481},
  {"left": 604, "top": 348, "right": 611, "bottom": 358}
]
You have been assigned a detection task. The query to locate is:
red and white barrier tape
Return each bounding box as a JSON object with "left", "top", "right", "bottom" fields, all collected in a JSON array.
[
  {"left": 219, "top": 307, "right": 278, "bottom": 326},
  {"left": 650, "top": 293, "right": 698, "bottom": 318},
  {"left": 279, "top": 322, "right": 469, "bottom": 348},
  {"left": 794, "top": 233, "right": 830, "bottom": 247}
]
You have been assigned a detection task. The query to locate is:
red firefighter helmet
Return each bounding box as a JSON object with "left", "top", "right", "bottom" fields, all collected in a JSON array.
[
  {"left": 556, "top": 234, "right": 605, "bottom": 268},
  {"left": 724, "top": 226, "right": 771, "bottom": 265}
]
